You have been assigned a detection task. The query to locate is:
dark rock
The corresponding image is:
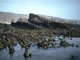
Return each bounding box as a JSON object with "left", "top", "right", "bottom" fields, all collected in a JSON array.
[
  {"left": 28, "top": 13, "right": 68, "bottom": 29},
  {"left": 23, "top": 52, "right": 32, "bottom": 58},
  {"left": 11, "top": 13, "right": 80, "bottom": 30}
]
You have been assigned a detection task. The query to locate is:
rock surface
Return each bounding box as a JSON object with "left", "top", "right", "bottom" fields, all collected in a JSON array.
[{"left": 11, "top": 13, "right": 80, "bottom": 29}]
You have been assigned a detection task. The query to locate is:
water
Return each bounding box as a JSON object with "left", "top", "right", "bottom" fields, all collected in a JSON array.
[{"left": 0, "top": 38, "right": 80, "bottom": 60}]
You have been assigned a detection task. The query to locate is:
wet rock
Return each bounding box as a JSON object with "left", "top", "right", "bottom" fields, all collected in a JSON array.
[
  {"left": 75, "top": 45, "right": 79, "bottom": 47},
  {"left": 69, "top": 55, "right": 77, "bottom": 60},
  {"left": 23, "top": 51, "right": 32, "bottom": 58}
]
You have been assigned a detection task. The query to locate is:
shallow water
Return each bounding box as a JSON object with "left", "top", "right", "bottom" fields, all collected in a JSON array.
[{"left": 0, "top": 38, "right": 80, "bottom": 60}]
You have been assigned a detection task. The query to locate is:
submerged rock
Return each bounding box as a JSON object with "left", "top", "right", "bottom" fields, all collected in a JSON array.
[
  {"left": 23, "top": 51, "right": 32, "bottom": 58},
  {"left": 69, "top": 55, "right": 77, "bottom": 60}
]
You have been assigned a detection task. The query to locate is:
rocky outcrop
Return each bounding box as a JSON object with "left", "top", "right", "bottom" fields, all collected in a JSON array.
[
  {"left": 11, "top": 13, "right": 80, "bottom": 29},
  {"left": 11, "top": 21, "right": 38, "bottom": 29},
  {"left": 28, "top": 13, "right": 52, "bottom": 28},
  {"left": 28, "top": 13, "right": 68, "bottom": 29}
]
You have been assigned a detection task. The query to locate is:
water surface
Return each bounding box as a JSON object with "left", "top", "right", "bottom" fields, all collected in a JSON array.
[{"left": 0, "top": 38, "right": 80, "bottom": 60}]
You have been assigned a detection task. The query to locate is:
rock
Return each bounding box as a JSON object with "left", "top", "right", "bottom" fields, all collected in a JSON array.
[
  {"left": 69, "top": 55, "right": 77, "bottom": 60},
  {"left": 23, "top": 52, "right": 32, "bottom": 58},
  {"left": 28, "top": 13, "right": 53, "bottom": 29},
  {"left": 11, "top": 13, "right": 80, "bottom": 30}
]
